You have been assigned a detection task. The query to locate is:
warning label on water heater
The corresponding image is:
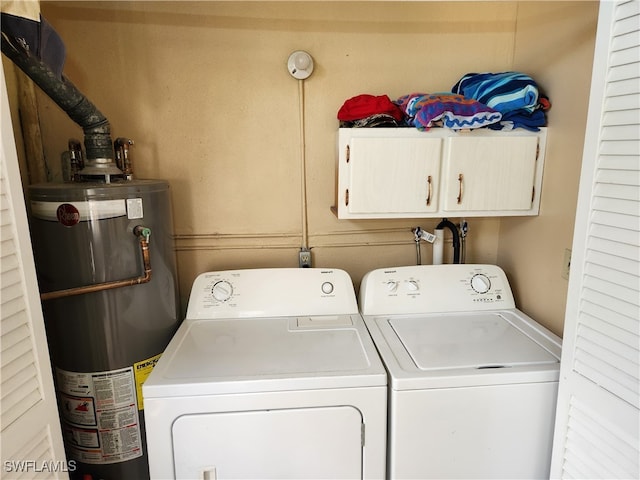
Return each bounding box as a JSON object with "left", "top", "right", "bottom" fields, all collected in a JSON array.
[{"left": 56, "top": 366, "right": 143, "bottom": 464}]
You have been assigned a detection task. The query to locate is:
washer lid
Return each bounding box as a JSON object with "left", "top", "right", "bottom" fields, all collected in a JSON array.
[
  {"left": 144, "top": 315, "right": 387, "bottom": 397},
  {"left": 390, "top": 312, "right": 558, "bottom": 371}
]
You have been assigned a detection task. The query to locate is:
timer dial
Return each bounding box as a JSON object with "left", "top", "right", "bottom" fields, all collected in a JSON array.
[
  {"left": 470, "top": 274, "right": 491, "bottom": 294},
  {"left": 211, "top": 280, "right": 233, "bottom": 302}
]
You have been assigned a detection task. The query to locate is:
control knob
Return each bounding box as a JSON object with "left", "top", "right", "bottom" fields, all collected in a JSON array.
[
  {"left": 470, "top": 274, "right": 491, "bottom": 294},
  {"left": 211, "top": 280, "right": 233, "bottom": 302}
]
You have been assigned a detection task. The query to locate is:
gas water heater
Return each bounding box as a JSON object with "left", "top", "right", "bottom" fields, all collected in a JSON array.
[
  {"left": 1, "top": 18, "right": 180, "bottom": 480},
  {"left": 28, "top": 178, "right": 180, "bottom": 480}
]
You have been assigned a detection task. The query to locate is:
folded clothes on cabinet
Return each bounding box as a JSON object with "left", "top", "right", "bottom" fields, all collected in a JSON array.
[{"left": 337, "top": 71, "right": 550, "bottom": 132}]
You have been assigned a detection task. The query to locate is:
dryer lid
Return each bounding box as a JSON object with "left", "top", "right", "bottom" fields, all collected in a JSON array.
[
  {"left": 390, "top": 312, "right": 558, "bottom": 371},
  {"left": 166, "top": 316, "right": 370, "bottom": 378},
  {"left": 144, "top": 315, "right": 387, "bottom": 397}
]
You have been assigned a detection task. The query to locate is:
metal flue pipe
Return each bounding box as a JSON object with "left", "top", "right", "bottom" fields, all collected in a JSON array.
[{"left": 1, "top": 31, "right": 116, "bottom": 170}]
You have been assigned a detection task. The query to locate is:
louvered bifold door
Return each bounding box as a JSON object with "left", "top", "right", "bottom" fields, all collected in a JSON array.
[
  {"left": 550, "top": 1, "right": 640, "bottom": 478},
  {"left": 0, "top": 67, "right": 67, "bottom": 477}
]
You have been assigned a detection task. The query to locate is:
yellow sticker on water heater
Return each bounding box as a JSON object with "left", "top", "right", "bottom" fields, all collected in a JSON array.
[{"left": 134, "top": 353, "right": 162, "bottom": 410}]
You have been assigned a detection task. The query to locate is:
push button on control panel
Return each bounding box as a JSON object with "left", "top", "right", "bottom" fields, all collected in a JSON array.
[{"left": 321, "top": 281, "right": 334, "bottom": 294}]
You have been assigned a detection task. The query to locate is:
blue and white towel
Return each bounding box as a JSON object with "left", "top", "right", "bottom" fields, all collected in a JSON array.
[{"left": 452, "top": 72, "right": 540, "bottom": 114}]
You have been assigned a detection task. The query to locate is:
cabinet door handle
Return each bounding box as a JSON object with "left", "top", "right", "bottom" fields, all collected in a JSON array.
[
  {"left": 426, "top": 175, "right": 432, "bottom": 206},
  {"left": 345, "top": 189, "right": 349, "bottom": 206},
  {"left": 457, "top": 173, "right": 464, "bottom": 204}
]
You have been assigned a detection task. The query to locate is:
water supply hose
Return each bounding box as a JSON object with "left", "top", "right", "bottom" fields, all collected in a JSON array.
[
  {"left": 460, "top": 220, "right": 469, "bottom": 264},
  {"left": 413, "top": 227, "right": 423, "bottom": 265}
]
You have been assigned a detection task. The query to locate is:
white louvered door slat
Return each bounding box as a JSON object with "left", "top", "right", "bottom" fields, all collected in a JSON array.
[
  {"left": 581, "top": 308, "right": 638, "bottom": 348},
  {"left": 550, "top": 1, "right": 640, "bottom": 478},
  {"left": 0, "top": 65, "right": 67, "bottom": 477},
  {"left": 604, "top": 109, "right": 640, "bottom": 125}
]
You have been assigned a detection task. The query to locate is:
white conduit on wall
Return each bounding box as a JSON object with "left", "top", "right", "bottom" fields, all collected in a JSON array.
[
  {"left": 298, "top": 78, "right": 309, "bottom": 250},
  {"left": 288, "top": 50, "right": 314, "bottom": 251}
]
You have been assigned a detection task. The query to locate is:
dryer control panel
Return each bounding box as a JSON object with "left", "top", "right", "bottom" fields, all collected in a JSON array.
[
  {"left": 186, "top": 268, "right": 359, "bottom": 319},
  {"left": 359, "top": 264, "right": 516, "bottom": 315}
]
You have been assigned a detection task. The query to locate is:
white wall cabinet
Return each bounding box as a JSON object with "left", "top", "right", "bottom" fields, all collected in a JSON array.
[{"left": 336, "top": 128, "right": 546, "bottom": 219}]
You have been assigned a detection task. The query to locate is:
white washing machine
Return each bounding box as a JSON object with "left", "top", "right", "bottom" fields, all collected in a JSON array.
[
  {"left": 359, "top": 264, "right": 561, "bottom": 479},
  {"left": 143, "top": 268, "right": 387, "bottom": 480}
]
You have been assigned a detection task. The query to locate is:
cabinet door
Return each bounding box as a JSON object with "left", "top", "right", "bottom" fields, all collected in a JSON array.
[
  {"left": 443, "top": 136, "right": 539, "bottom": 212},
  {"left": 347, "top": 137, "right": 442, "bottom": 214}
]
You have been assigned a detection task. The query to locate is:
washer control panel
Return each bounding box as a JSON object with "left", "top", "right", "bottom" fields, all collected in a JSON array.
[
  {"left": 186, "top": 268, "right": 358, "bottom": 319},
  {"left": 359, "top": 264, "right": 516, "bottom": 315}
]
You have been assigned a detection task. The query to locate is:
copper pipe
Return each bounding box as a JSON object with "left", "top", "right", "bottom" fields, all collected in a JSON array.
[{"left": 41, "top": 235, "right": 152, "bottom": 301}]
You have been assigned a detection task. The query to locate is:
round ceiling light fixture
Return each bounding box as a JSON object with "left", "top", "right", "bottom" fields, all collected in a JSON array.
[{"left": 287, "top": 50, "right": 314, "bottom": 80}]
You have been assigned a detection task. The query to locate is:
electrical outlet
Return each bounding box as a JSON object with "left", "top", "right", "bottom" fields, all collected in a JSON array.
[
  {"left": 562, "top": 248, "right": 571, "bottom": 280},
  {"left": 299, "top": 248, "right": 312, "bottom": 268}
]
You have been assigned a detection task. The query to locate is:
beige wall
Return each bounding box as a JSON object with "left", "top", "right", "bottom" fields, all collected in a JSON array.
[
  {"left": 499, "top": 1, "right": 599, "bottom": 335},
  {"left": 6, "top": 1, "right": 599, "bottom": 335}
]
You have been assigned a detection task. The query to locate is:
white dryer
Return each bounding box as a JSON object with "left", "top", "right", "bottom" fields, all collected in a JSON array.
[
  {"left": 359, "top": 264, "right": 561, "bottom": 479},
  {"left": 143, "top": 268, "right": 387, "bottom": 480}
]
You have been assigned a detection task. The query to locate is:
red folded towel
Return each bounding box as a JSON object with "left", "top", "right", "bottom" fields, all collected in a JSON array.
[{"left": 338, "top": 94, "right": 404, "bottom": 122}]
